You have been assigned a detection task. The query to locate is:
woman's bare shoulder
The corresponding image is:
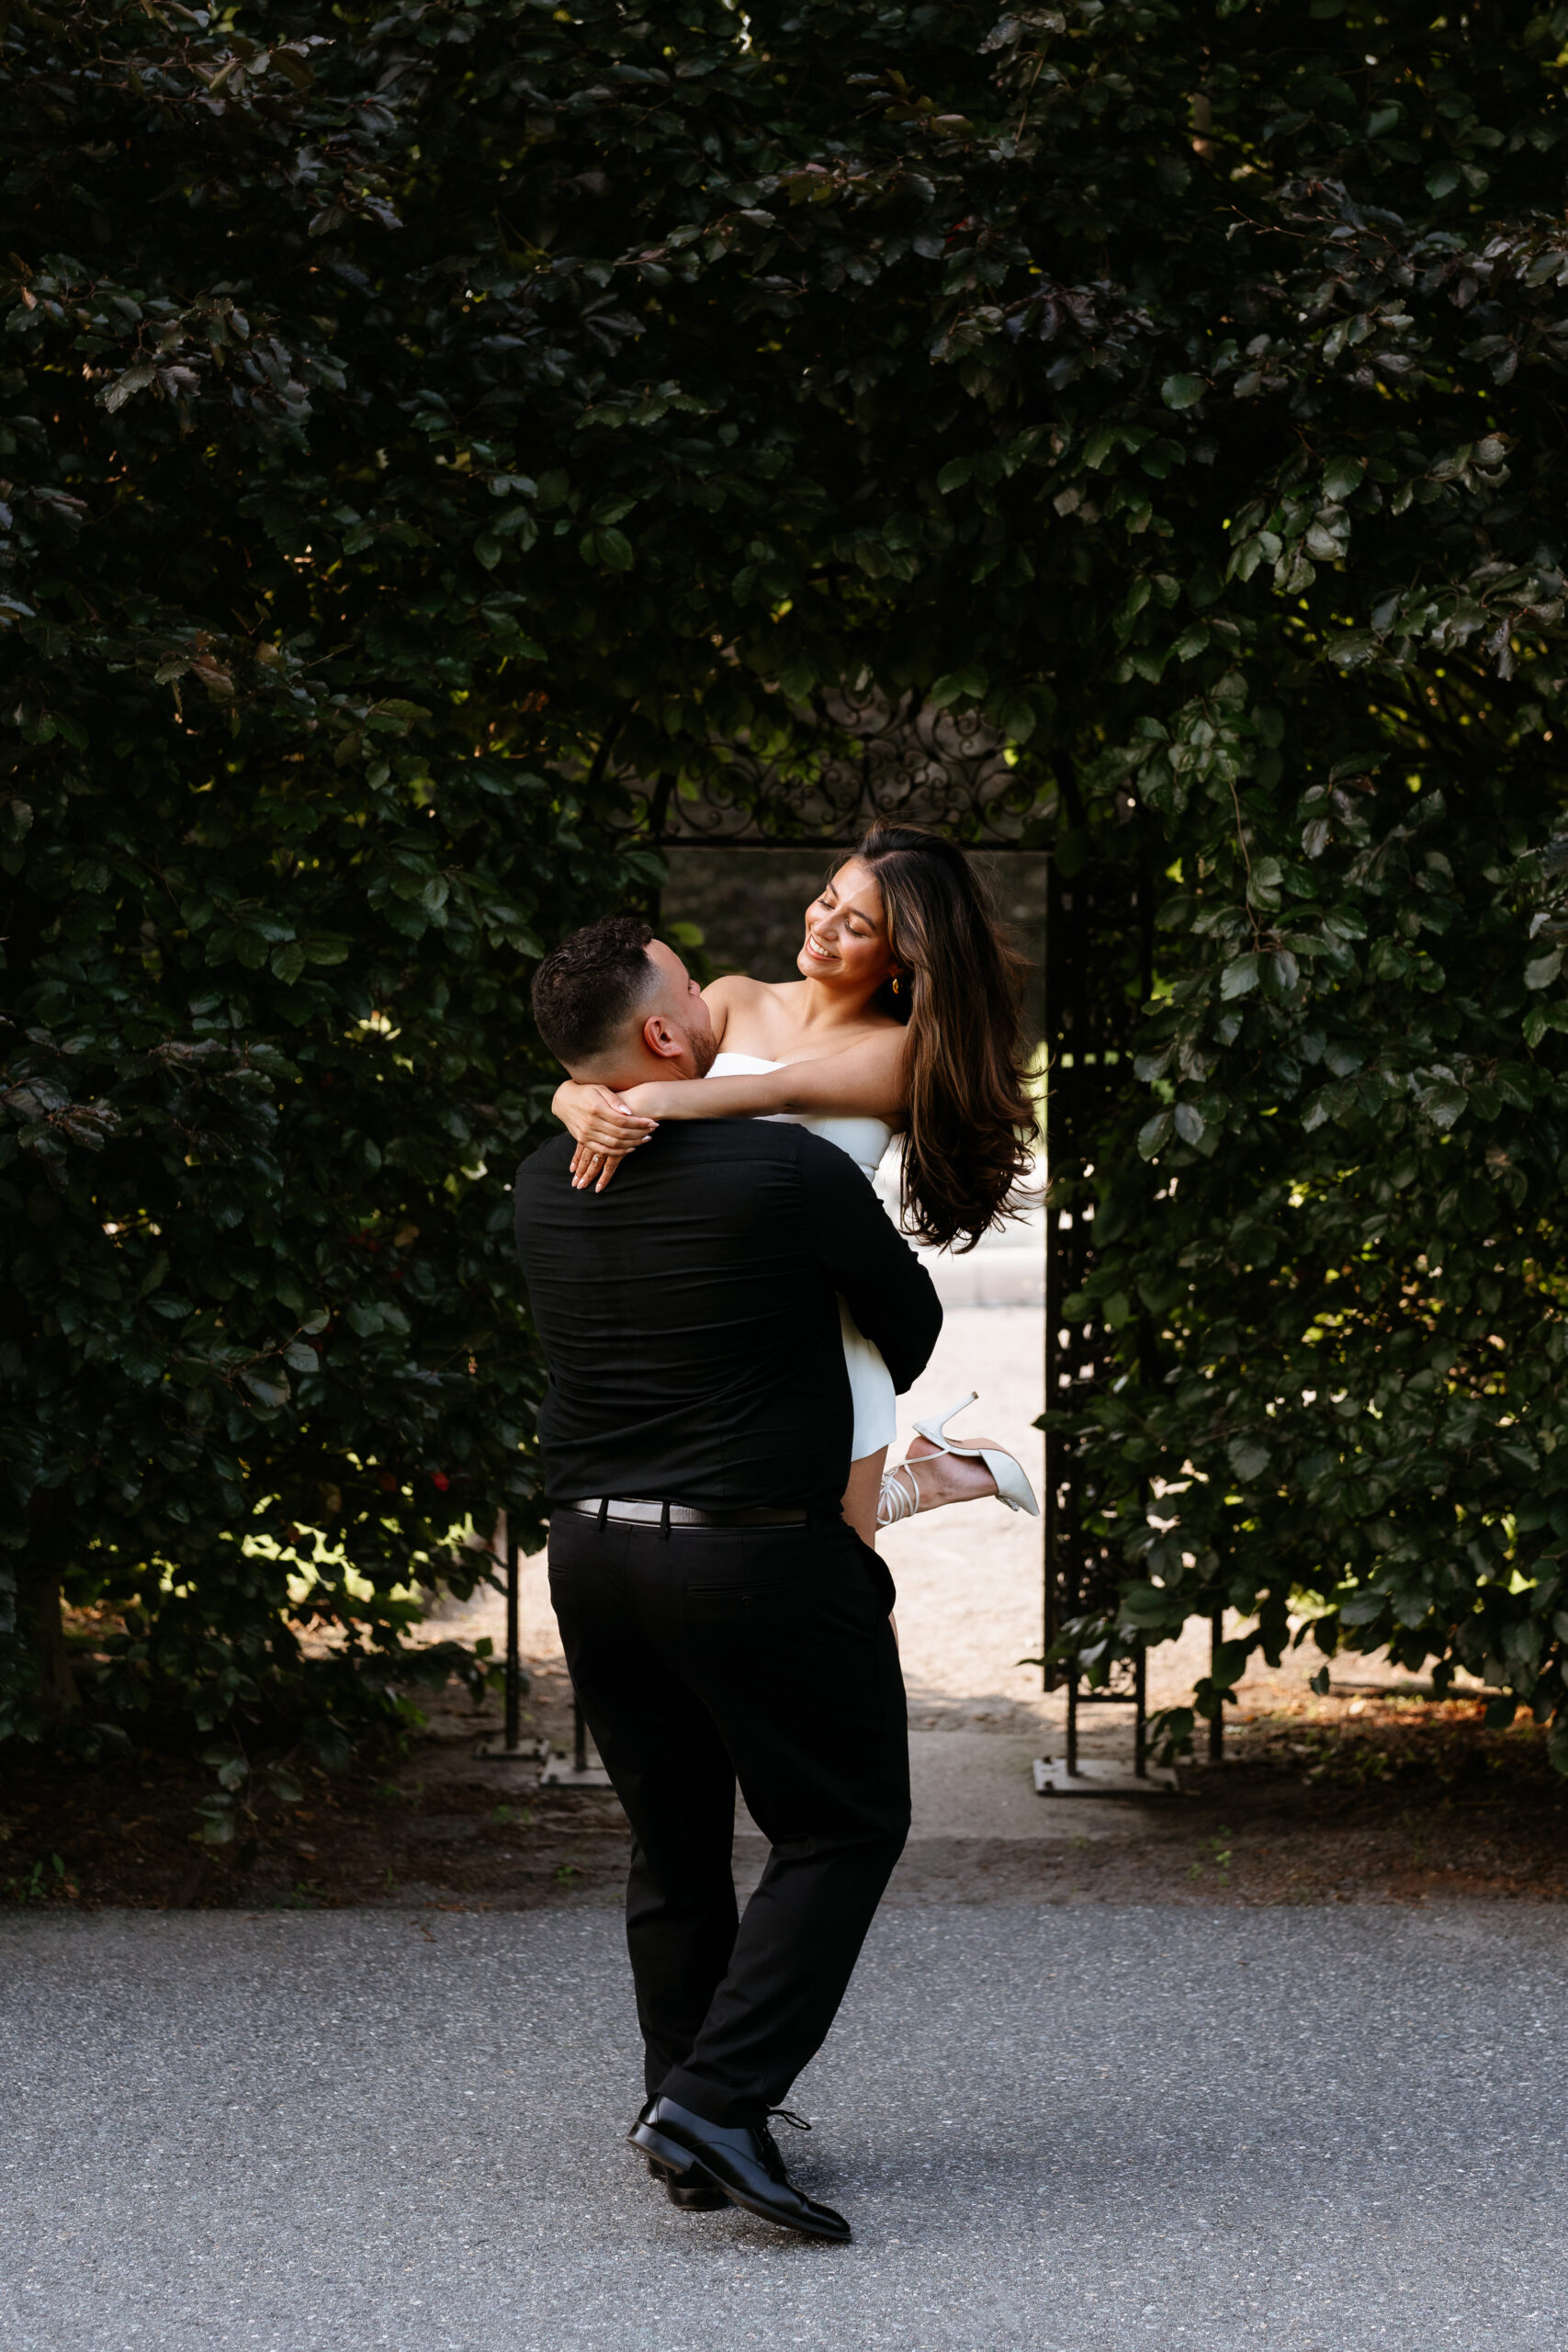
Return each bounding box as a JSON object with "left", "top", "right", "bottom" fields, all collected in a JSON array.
[
  {"left": 705, "top": 973, "right": 811, "bottom": 1050},
  {"left": 703, "top": 971, "right": 772, "bottom": 1007},
  {"left": 703, "top": 973, "right": 761, "bottom": 1037}
]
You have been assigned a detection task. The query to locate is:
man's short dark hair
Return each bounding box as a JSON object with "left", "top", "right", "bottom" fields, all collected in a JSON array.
[{"left": 531, "top": 915, "right": 657, "bottom": 1067}]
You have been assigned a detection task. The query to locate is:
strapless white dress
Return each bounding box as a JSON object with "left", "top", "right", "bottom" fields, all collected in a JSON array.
[{"left": 705, "top": 1051, "right": 897, "bottom": 1460}]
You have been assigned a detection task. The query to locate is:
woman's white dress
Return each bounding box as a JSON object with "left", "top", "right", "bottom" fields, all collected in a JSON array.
[{"left": 705, "top": 1051, "right": 897, "bottom": 1460}]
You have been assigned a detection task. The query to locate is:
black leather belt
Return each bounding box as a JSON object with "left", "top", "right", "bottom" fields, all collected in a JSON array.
[{"left": 563, "top": 1498, "right": 808, "bottom": 1529}]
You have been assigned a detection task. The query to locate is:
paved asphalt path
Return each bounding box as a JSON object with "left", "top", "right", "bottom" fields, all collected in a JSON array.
[{"left": 3, "top": 1903, "right": 1564, "bottom": 2352}]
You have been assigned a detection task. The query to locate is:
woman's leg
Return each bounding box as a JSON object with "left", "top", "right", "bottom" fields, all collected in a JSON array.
[
  {"left": 887, "top": 1431, "right": 1004, "bottom": 1513},
  {"left": 841, "top": 1448, "right": 898, "bottom": 1644},
  {"left": 840, "top": 1446, "right": 887, "bottom": 1547}
]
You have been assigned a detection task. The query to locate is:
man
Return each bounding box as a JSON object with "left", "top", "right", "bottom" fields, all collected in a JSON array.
[{"left": 514, "top": 915, "right": 941, "bottom": 2243}]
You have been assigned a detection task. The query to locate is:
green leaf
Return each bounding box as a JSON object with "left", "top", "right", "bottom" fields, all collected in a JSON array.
[
  {"left": 202, "top": 1745, "right": 250, "bottom": 1792},
  {"left": 1321, "top": 456, "right": 1365, "bottom": 500},
  {"left": 581, "top": 526, "right": 634, "bottom": 571},
  {"left": 1523, "top": 1003, "right": 1568, "bottom": 1047},
  {"left": 990, "top": 693, "right": 1037, "bottom": 744},
  {"left": 1220, "top": 955, "right": 1260, "bottom": 999},
  {"left": 1227, "top": 1437, "right": 1271, "bottom": 1484},
  {"left": 269, "top": 47, "right": 316, "bottom": 94},
  {"left": 1173, "top": 1101, "right": 1205, "bottom": 1145},
  {"left": 1247, "top": 856, "right": 1283, "bottom": 910},
  {"left": 1160, "top": 374, "right": 1205, "bottom": 411},
  {"left": 1114, "top": 577, "right": 1153, "bottom": 638},
  {"left": 102, "top": 360, "right": 155, "bottom": 413},
  {"left": 928, "top": 665, "right": 989, "bottom": 707},
  {"left": 1415, "top": 1076, "right": 1468, "bottom": 1131},
  {"left": 118, "top": 1334, "right": 164, "bottom": 1386},
  {"left": 1137, "top": 1111, "right": 1173, "bottom": 1159}
]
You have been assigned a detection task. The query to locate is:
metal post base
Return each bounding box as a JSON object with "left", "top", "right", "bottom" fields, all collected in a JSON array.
[
  {"left": 538, "top": 1694, "right": 612, "bottom": 1788},
  {"left": 538, "top": 1755, "right": 614, "bottom": 1788},
  {"left": 474, "top": 1735, "right": 548, "bottom": 1763},
  {"left": 1033, "top": 1756, "right": 1179, "bottom": 1796}
]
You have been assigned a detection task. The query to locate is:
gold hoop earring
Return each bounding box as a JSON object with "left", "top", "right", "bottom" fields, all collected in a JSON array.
[{"left": 891, "top": 976, "right": 900, "bottom": 996}]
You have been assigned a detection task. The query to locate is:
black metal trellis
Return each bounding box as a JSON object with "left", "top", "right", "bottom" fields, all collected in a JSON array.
[
  {"left": 474, "top": 1517, "right": 609, "bottom": 1780},
  {"left": 1041, "top": 853, "right": 1155, "bottom": 1777},
  {"left": 508, "top": 693, "right": 1153, "bottom": 1775},
  {"left": 474, "top": 1520, "right": 547, "bottom": 1763}
]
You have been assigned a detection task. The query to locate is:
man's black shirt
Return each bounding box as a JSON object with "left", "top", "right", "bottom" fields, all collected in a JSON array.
[{"left": 513, "top": 1121, "right": 942, "bottom": 1510}]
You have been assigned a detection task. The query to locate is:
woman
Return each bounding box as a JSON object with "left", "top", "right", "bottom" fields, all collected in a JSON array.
[{"left": 553, "top": 822, "right": 1041, "bottom": 1543}]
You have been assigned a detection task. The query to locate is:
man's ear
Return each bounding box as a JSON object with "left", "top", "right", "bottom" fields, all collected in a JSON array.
[{"left": 642, "top": 1012, "right": 688, "bottom": 1063}]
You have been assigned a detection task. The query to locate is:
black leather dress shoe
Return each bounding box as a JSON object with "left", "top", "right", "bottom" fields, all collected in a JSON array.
[
  {"left": 628, "top": 2095, "right": 852, "bottom": 2243},
  {"left": 647, "top": 2154, "right": 727, "bottom": 2211}
]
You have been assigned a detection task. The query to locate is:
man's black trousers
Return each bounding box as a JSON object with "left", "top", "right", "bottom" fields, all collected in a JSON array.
[{"left": 547, "top": 1506, "right": 910, "bottom": 2129}]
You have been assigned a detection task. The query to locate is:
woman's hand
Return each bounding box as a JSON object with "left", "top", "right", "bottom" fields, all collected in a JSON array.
[
  {"left": 569, "top": 1080, "right": 713, "bottom": 1185},
  {"left": 551, "top": 1080, "right": 659, "bottom": 1193}
]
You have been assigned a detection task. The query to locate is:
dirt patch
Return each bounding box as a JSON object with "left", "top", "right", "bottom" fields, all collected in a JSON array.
[
  {"left": 998, "top": 1695, "right": 1568, "bottom": 1909},
  {"left": 4, "top": 1678, "right": 1565, "bottom": 1913},
  {"left": 0, "top": 1664, "right": 629, "bottom": 1915}
]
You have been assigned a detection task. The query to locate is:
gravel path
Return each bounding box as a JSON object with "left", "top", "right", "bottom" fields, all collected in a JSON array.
[{"left": 5, "top": 1903, "right": 1564, "bottom": 2351}]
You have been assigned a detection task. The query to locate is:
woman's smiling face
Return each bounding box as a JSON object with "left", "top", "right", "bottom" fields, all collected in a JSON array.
[{"left": 797, "top": 859, "right": 900, "bottom": 991}]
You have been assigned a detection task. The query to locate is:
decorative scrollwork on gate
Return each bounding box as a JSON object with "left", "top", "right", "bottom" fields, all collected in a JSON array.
[{"left": 604, "top": 688, "right": 1048, "bottom": 848}]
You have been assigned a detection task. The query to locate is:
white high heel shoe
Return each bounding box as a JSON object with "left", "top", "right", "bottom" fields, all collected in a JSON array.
[{"left": 877, "top": 1392, "right": 1040, "bottom": 1524}]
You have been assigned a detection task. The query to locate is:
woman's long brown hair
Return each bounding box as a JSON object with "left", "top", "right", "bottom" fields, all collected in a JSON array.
[{"left": 848, "top": 823, "right": 1038, "bottom": 1252}]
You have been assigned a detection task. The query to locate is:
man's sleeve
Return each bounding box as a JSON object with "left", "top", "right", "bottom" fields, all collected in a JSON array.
[{"left": 795, "top": 1134, "right": 942, "bottom": 1394}]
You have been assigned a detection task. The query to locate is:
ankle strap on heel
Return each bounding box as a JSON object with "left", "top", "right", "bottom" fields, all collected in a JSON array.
[{"left": 876, "top": 1464, "right": 919, "bottom": 1526}]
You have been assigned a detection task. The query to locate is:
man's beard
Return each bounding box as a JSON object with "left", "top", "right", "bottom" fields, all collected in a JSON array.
[{"left": 689, "top": 1025, "right": 718, "bottom": 1080}]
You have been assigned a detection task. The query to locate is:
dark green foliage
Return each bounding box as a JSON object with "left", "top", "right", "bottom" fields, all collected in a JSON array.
[
  {"left": 922, "top": 1, "right": 1568, "bottom": 1763},
  {"left": 8, "top": 0, "right": 1568, "bottom": 1770},
  {"left": 0, "top": 1, "right": 671, "bottom": 1747}
]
